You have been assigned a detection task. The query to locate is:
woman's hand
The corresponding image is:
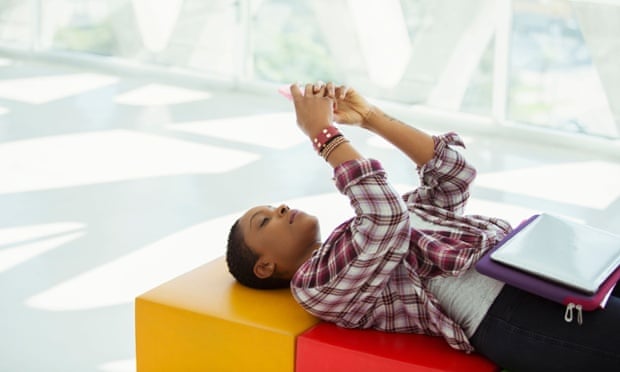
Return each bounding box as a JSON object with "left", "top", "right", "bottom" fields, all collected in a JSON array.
[
  {"left": 290, "top": 81, "right": 365, "bottom": 167},
  {"left": 328, "top": 84, "right": 374, "bottom": 128},
  {"left": 290, "top": 83, "right": 334, "bottom": 138}
]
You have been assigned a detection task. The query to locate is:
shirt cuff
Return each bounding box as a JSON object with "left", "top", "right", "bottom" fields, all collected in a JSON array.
[
  {"left": 418, "top": 132, "right": 466, "bottom": 174},
  {"left": 333, "top": 158, "right": 385, "bottom": 194}
]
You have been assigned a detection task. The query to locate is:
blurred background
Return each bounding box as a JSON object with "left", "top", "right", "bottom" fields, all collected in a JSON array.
[
  {"left": 0, "top": 1, "right": 619, "bottom": 371},
  {"left": 2, "top": 0, "right": 619, "bottom": 138}
]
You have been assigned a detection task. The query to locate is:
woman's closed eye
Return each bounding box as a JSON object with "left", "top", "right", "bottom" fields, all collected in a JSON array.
[{"left": 260, "top": 217, "right": 270, "bottom": 227}]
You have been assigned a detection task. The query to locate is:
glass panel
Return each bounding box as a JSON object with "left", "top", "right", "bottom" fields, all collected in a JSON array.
[
  {"left": 508, "top": 0, "right": 619, "bottom": 138},
  {"left": 39, "top": 0, "right": 239, "bottom": 78},
  {"left": 0, "top": 0, "right": 617, "bottom": 140},
  {"left": 40, "top": 0, "right": 122, "bottom": 55},
  {"left": 251, "top": 0, "right": 494, "bottom": 115},
  {"left": 395, "top": 0, "right": 495, "bottom": 113},
  {"left": 461, "top": 38, "right": 494, "bottom": 116},
  {"left": 0, "top": 0, "right": 35, "bottom": 47},
  {"left": 251, "top": 0, "right": 340, "bottom": 84}
]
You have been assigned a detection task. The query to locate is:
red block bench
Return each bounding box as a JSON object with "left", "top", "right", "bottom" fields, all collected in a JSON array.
[
  {"left": 296, "top": 322, "right": 499, "bottom": 372},
  {"left": 135, "top": 255, "right": 500, "bottom": 371}
]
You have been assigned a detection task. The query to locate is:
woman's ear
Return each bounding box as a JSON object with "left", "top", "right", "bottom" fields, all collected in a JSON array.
[{"left": 253, "top": 257, "right": 276, "bottom": 279}]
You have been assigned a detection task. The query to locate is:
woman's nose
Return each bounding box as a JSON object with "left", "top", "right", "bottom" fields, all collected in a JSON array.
[{"left": 277, "top": 204, "right": 289, "bottom": 216}]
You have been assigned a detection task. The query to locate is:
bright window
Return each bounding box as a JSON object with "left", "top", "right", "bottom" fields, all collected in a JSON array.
[{"left": 0, "top": 0, "right": 618, "bottom": 139}]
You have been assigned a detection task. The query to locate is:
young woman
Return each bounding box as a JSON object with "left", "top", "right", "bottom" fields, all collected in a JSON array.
[{"left": 227, "top": 82, "right": 620, "bottom": 371}]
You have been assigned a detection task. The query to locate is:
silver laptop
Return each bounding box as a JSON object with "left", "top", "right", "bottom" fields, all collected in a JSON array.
[{"left": 491, "top": 213, "right": 620, "bottom": 294}]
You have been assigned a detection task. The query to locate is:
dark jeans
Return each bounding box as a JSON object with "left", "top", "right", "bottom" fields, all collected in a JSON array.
[{"left": 470, "top": 284, "right": 620, "bottom": 372}]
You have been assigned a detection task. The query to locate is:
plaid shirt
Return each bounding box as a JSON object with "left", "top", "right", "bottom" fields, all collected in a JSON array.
[{"left": 291, "top": 132, "right": 512, "bottom": 352}]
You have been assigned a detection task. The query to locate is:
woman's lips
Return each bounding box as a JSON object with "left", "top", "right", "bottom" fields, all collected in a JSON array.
[{"left": 289, "top": 209, "right": 298, "bottom": 224}]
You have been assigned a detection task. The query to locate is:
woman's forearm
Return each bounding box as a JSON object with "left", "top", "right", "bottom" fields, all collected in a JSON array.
[
  {"left": 324, "top": 142, "right": 363, "bottom": 168},
  {"left": 363, "top": 107, "right": 435, "bottom": 168}
]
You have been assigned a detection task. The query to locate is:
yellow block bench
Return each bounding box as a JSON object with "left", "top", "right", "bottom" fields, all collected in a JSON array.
[
  {"left": 135, "top": 257, "right": 320, "bottom": 372},
  {"left": 136, "top": 255, "right": 499, "bottom": 371}
]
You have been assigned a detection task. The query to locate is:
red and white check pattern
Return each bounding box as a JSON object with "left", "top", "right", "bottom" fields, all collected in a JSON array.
[{"left": 291, "top": 132, "right": 512, "bottom": 353}]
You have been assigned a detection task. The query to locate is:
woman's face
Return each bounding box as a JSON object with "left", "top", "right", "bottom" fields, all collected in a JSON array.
[
  {"left": 239, "top": 204, "right": 321, "bottom": 280},
  {"left": 240, "top": 205, "right": 321, "bottom": 279}
]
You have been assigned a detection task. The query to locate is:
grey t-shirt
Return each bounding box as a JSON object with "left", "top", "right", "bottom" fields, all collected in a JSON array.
[
  {"left": 409, "top": 212, "right": 504, "bottom": 338},
  {"left": 427, "top": 269, "right": 504, "bottom": 337}
]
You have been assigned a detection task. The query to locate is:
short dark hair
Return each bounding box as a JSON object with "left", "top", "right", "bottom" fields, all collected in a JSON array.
[{"left": 226, "top": 219, "right": 290, "bottom": 290}]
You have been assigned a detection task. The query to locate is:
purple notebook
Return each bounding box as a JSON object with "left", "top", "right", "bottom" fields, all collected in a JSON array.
[{"left": 476, "top": 215, "right": 620, "bottom": 310}]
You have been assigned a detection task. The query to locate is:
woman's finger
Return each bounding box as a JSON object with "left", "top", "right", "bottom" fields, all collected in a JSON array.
[
  {"left": 325, "top": 82, "right": 337, "bottom": 110},
  {"left": 290, "top": 83, "right": 303, "bottom": 100},
  {"left": 313, "top": 80, "right": 325, "bottom": 94},
  {"left": 326, "top": 82, "right": 335, "bottom": 98}
]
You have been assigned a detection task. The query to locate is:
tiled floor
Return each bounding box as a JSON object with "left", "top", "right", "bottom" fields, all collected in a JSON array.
[{"left": 0, "top": 56, "right": 619, "bottom": 372}]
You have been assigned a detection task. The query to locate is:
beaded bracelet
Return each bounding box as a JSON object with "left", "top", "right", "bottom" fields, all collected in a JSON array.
[
  {"left": 318, "top": 134, "right": 344, "bottom": 156},
  {"left": 312, "top": 126, "right": 342, "bottom": 153},
  {"left": 320, "top": 136, "right": 349, "bottom": 161}
]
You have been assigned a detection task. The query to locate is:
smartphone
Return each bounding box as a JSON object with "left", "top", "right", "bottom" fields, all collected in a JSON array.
[{"left": 278, "top": 85, "right": 304, "bottom": 101}]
